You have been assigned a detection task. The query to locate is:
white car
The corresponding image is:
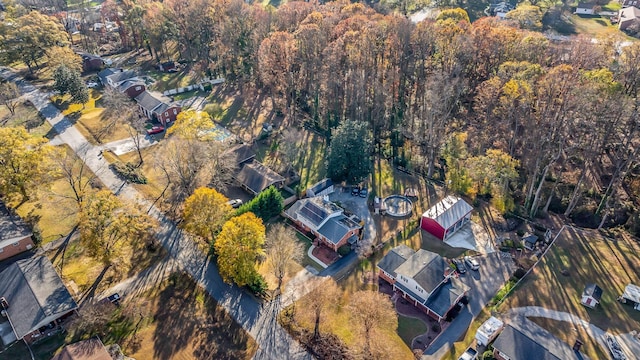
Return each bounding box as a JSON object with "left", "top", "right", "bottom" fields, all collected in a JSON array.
[
  {"left": 464, "top": 256, "right": 480, "bottom": 271},
  {"left": 86, "top": 81, "right": 98, "bottom": 88},
  {"left": 458, "top": 347, "right": 477, "bottom": 360},
  {"left": 227, "top": 199, "right": 243, "bottom": 208}
]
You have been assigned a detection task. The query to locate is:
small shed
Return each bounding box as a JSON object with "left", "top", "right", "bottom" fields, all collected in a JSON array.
[
  {"left": 306, "top": 179, "right": 334, "bottom": 198},
  {"left": 620, "top": 283, "right": 640, "bottom": 310},
  {"left": 522, "top": 233, "right": 539, "bottom": 250},
  {"left": 575, "top": 3, "right": 596, "bottom": 15},
  {"left": 420, "top": 196, "right": 473, "bottom": 240},
  {"left": 581, "top": 283, "right": 603, "bottom": 308}
]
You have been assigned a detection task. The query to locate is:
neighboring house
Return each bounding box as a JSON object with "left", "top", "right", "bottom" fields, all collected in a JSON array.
[
  {"left": 620, "top": 0, "right": 639, "bottom": 7},
  {"left": 81, "top": 54, "right": 104, "bottom": 72},
  {"left": 581, "top": 283, "right": 603, "bottom": 309},
  {"left": 224, "top": 143, "right": 256, "bottom": 166},
  {"left": 118, "top": 79, "right": 146, "bottom": 99},
  {"left": 306, "top": 178, "right": 334, "bottom": 198},
  {"left": 492, "top": 324, "right": 588, "bottom": 360},
  {"left": 377, "top": 245, "right": 469, "bottom": 322},
  {"left": 97, "top": 68, "right": 118, "bottom": 86},
  {"left": 490, "top": 1, "right": 515, "bottom": 18},
  {"left": 0, "top": 256, "right": 78, "bottom": 344},
  {"left": 620, "top": 283, "right": 640, "bottom": 310},
  {"left": 284, "top": 196, "right": 362, "bottom": 251},
  {"left": 420, "top": 196, "right": 473, "bottom": 240},
  {"left": 235, "top": 161, "right": 285, "bottom": 195},
  {"left": 51, "top": 338, "right": 111, "bottom": 360},
  {"left": 619, "top": 6, "right": 640, "bottom": 29},
  {"left": 134, "top": 91, "right": 181, "bottom": 125},
  {"left": 475, "top": 316, "right": 505, "bottom": 347},
  {"left": 522, "top": 233, "right": 539, "bottom": 250},
  {"left": 97, "top": 68, "right": 136, "bottom": 88},
  {"left": 0, "top": 201, "right": 34, "bottom": 261},
  {"left": 158, "top": 61, "right": 177, "bottom": 72},
  {"left": 575, "top": 3, "right": 596, "bottom": 14}
]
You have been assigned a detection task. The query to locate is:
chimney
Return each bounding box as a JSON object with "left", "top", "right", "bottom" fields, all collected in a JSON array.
[
  {"left": 0, "top": 296, "right": 8, "bottom": 309},
  {"left": 573, "top": 339, "right": 583, "bottom": 352}
]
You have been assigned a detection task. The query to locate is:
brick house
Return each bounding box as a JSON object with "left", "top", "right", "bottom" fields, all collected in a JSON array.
[
  {"left": 492, "top": 324, "right": 587, "bottom": 360},
  {"left": 0, "top": 201, "right": 34, "bottom": 261},
  {"left": 284, "top": 197, "right": 362, "bottom": 251},
  {"left": 134, "top": 91, "right": 181, "bottom": 126},
  {"left": 377, "top": 245, "right": 469, "bottom": 322},
  {"left": 0, "top": 256, "right": 78, "bottom": 345},
  {"left": 235, "top": 161, "right": 285, "bottom": 196},
  {"left": 117, "top": 79, "right": 146, "bottom": 99},
  {"left": 51, "top": 338, "right": 112, "bottom": 360}
]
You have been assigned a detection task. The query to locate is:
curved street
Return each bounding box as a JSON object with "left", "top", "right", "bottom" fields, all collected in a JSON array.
[{"left": 0, "top": 67, "right": 312, "bottom": 360}]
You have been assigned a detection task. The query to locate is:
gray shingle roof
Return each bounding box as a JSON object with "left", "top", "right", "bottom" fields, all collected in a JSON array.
[
  {"left": 117, "top": 79, "right": 144, "bottom": 93},
  {"left": 583, "top": 283, "right": 603, "bottom": 301},
  {"left": 377, "top": 245, "right": 415, "bottom": 277},
  {"left": 309, "top": 179, "right": 333, "bottom": 195},
  {"left": 235, "top": 162, "right": 285, "bottom": 195},
  {"left": 395, "top": 249, "right": 447, "bottom": 294},
  {"left": 97, "top": 68, "right": 118, "bottom": 85},
  {"left": 0, "top": 201, "right": 32, "bottom": 249},
  {"left": 105, "top": 70, "right": 136, "bottom": 86},
  {"left": 0, "top": 256, "right": 77, "bottom": 340},
  {"left": 422, "top": 196, "right": 473, "bottom": 230},
  {"left": 224, "top": 144, "right": 256, "bottom": 166},
  {"left": 493, "top": 324, "right": 588, "bottom": 360},
  {"left": 135, "top": 91, "right": 166, "bottom": 112},
  {"left": 317, "top": 217, "right": 349, "bottom": 245},
  {"left": 424, "top": 278, "right": 469, "bottom": 317}
]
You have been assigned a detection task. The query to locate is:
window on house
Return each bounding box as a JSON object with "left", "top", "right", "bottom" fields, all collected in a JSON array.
[
  {"left": 0, "top": 248, "right": 4, "bottom": 253},
  {"left": 13, "top": 242, "right": 19, "bottom": 246},
  {"left": 135, "top": 86, "right": 141, "bottom": 91},
  {"left": 497, "top": 351, "right": 511, "bottom": 360},
  {"left": 173, "top": 109, "right": 177, "bottom": 115},
  {"left": 165, "top": 112, "right": 169, "bottom": 116}
]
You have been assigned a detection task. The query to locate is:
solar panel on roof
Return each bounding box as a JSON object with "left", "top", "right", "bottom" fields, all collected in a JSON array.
[{"left": 299, "top": 202, "right": 327, "bottom": 226}]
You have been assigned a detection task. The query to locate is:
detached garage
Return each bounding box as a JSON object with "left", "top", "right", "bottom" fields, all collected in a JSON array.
[{"left": 421, "top": 196, "right": 473, "bottom": 240}]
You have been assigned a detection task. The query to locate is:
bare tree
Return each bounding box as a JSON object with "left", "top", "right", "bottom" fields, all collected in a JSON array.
[
  {"left": 68, "top": 301, "right": 113, "bottom": 338},
  {"left": 0, "top": 82, "right": 21, "bottom": 118},
  {"left": 98, "top": 88, "right": 133, "bottom": 143},
  {"left": 158, "top": 139, "right": 212, "bottom": 204},
  {"left": 278, "top": 128, "right": 302, "bottom": 171},
  {"left": 123, "top": 113, "right": 148, "bottom": 167},
  {"left": 348, "top": 291, "right": 397, "bottom": 359},
  {"left": 53, "top": 145, "right": 101, "bottom": 206},
  {"left": 265, "top": 224, "right": 303, "bottom": 291},
  {"left": 306, "top": 278, "right": 340, "bottom": 339}
]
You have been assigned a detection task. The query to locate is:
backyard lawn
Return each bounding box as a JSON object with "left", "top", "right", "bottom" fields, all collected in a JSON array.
[
  {"left": 0, "top": 101, "right": 52, "bottom": 138},
  {"left": 397, "top": 315, "right": 428, "bottom": 347},
  {"left": 500, "top": 226, "right": 640, "bottom": 359}
]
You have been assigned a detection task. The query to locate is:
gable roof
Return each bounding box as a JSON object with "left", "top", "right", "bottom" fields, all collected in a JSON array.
[
  {"left": 424, "top": 278, "right": 470, "bottom": 317},
  {"left": 422, "top": 196, "right": 473, "bottom": 230},
  {"left": 225, "top": 144, "right": 256, "bottom": 166},
  {"left": 583, "top": 283, "right": 603, "bottom": 301},
  {"left": 309, "top": 179, "right": 334, "bottom": 194},
  {"left": 51, "top": 338, "right": 111, "bottom": 360},
  {"left": 522, "top": 233, "right": 539, "bottom": 245},
  {"left": 0, "top": 201, "right": 32, "bottom": 248},
  {"left": 97, "top": 68, "right": 118, "bottom": 85},
  {"left": 316, "top": 215, "right": 361, "bottom": 245},
  {"left": 620, "top": 6, "right": 640, "bottom": 20},
  {"left": 395, "top": 249, "right": 448, "bottom": 294},
  {"left": 493, "top": 323, "right": 588, "bottom": 360},
  {"left": 135, "top": 91, "right": 171, "bottom": 112},
  {"left": 235, "top": 161, "right": 285, "bottom": 195},
  {"left": 622, "top": 283, "right": 640, "bottom": 303},
  {"left": 117, "top": 79, "right": 145, "bottom": 93},
  {"left": 105, "top": 70, "right": 136, "bottom": 85},
  {"left": 377, "top": 245, "right": 415, "bottom": 277},
  {"left": 0, "top": 256, "right": 77, "bottom": 340}
]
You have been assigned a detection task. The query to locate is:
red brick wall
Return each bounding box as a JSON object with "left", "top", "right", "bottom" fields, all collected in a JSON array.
[
  {"left": 378, "top": 270, "right": 395, "bottom": 284},
  {"left": 493, "top": 349, "right": 508, "bottom": 360},
  {"left": 158, "top": 106, "right": 181, "bottom": 125},
  {"left": 123, "top": 84, "right": 146, "bottom": 98},
  {"left": 0, "top": 236, "right": 34, "bottom": 261}
]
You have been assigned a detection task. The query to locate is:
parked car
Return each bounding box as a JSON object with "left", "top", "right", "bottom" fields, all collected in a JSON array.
[
  {"left": 359, "top": 188, "right": 368, "bottom": 198},
  {"left": 464, "top": 256, "right": 480, "bottom": 271},
  {"left": 458, "top": 347, "right": 477, "bottom": 360},
  {"left": 227, "top": 199, "right": 243, "bottom": 208},
  {"left": 146, "top": 126, "right": 165, "bottom": 135},
  {"left": 86, "top": 81, "right": 98, "bottom": 88},
  {"left": 351, "top": 187, "right": 360, "bottom": 196},
  {"left": 453, "top": 258, "right": 467, "bottom": 274}
]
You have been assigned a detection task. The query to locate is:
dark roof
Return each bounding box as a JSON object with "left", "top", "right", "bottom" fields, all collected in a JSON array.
[
  {"left": 424, "top": 278, "right": 469, "bottom": 317},
  {"left": 97, "top": 68, "right": 118, "bottom": 85},
  {"left": 583, "top": 283, "right": 603, "bottom": 301},
  {"left": 0, "top": 256, "right": 77, "bottom": 339},
  {"left": 236, "top": 161, "right": 285, "bottom": 195},
  {"left": 309, "top": 179, "right": 334, "bottom": 195},
  {"left": 522, "top": 233, "right": 539, "bottom": 245},
  {"left": 317, "top": 217, "right": 350, "bottom": 245},
  {"left": 395, "top": 249, "right": 448, "bottom": 294},
  {"left": 377, "top": 245, "right": 415, "bottom": 278},
  {"left": 105, "top": 70, "right": 136, "bottom": 85},
  {"left": 0, "top": 201, "right": 32, "bottom": 248},
  {"left": 493, "top": 324, "right": 587, "bottom": 360},
  {"left": 299, "top": 201, "right": 330, "bottom": 228},
  {"left": 135, "top": 91, "right": 165, "bottom": 112},
  {"left": 225, "top": 144, "right": 256, "bottom": 166},
  {"left": 51, "top": 338, "right": 111, "bottom": 360},
  {"left": 117, "top": 79, "right": 145, "bottom": 92}
]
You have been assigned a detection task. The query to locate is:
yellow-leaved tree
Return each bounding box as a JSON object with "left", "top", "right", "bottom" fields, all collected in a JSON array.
[
  {"left": 79, "top": 190, "right": 155, "bottom": 267},
  {"left": 167, "top": 109, "right": 216, "bottom": 141},
  {"left": 182, "top": 187, "right": 233, "bottom": 244},
  {"left": 0, "top": 127, "right": 56, "bottom": 202},
  {"left": 215, "top": 212, "right": 266, "bottom": 288}
]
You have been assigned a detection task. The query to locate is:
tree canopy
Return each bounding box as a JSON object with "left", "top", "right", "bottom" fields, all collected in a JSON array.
[
  {"left": 236, "top": 186, "right": 284, "bottom": 222},
  {"left": 182, "top": 187, "right": 233, "bottom": 244},
  {"left": 326, "top": 120, "right": 372, "bottom": 184}
]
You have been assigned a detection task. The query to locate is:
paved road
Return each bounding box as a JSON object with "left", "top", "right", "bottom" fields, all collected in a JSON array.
[
  {"left": 0, "top": 68, "right": 312, "bottom": 360},
  {"left": 424, "top": 252, "right": 517, "bottom": 359}
]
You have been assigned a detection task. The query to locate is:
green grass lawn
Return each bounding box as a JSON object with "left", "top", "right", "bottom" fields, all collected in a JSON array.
[
  {"left": 147, "top": 69, "right": 194, "bottom": 93},
  {"left": 397, "top": 315, "right": 428, "bottom": 347},
  {"left": 602, "top": 0, "right": 622, "bottom": 11},
  {"left": 0, "top": 332, "right": 66, "bottom": 360},
  {"left": 294, "top": 230, "right": 324, "bottom": 273},
  {"left": 0, "top": 101, "right": 53, "bottom": 138}
]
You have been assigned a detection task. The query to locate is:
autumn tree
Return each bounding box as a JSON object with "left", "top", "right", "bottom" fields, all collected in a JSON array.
[
  {"left": 443, "top": 132, "right": 473, "bottom": 195},
  {"left": 0, "top": 82, "right": 20, "bottom": 117},
  {"left": 506, "top": 4, "right": 544, "bottom": 31},
  {"left": 182, "top": 187, "right": 233, "bottom": 244},
  {"left": 54, "top": 146, "right": 100, "bottom": 206},
  {"left": 214, "top": 212, "right": 266, "bottom": 287},
  {"left": 236, "top": 186, "right": 284, "bottom": 222},
  {"left": 99, "top": 88, "right": 133, "bottom": 142},
  {"left": 79, "top": 190, "right": 155, "bottom": 267},
  {"left": 53, "top": 65, "right": 88, "bottom": 105},
  {"left": 326, "top": 120, "right": 372, "bottom": 184},
  {"left": 349, "top": 291, "right": 398, "bottom": 358},
  {"left": 46, "top": 47, "right": 83, "bottom": 74},
  {"left": 167, "top": 109, "right": 215, "bottom": 141},
  {"left": 306, "top": 278, "right": 340, "bottom": 339},
  {"left": 0, "top": 127, "right": 55, "bottom": 201},
  {"left": 265, "top": 224, "right": 303, "bottom": 290}
]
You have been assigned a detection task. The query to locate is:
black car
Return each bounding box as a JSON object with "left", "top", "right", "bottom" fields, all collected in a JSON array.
[
  {"left": 359, "top": 188, "right": 368, "bottom": 198},
  {"left": 351, "top": 187, "right": 360, "bottom": 196},
  {"left": 453, "top": 258, "right": 467, "bottom": 274}
]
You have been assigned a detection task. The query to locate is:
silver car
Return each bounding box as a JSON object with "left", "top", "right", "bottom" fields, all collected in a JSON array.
[{"left": 464, "top": 256, "right": 480, "bottom": 271}]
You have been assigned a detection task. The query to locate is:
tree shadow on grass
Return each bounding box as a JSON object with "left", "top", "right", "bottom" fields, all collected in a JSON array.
[{"left": 79, "top": 265, "right": 111, "bottom": 304}]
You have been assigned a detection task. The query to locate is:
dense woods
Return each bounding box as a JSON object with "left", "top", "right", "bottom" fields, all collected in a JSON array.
[{"left": 3, "top": 0, "right": 640, "bottom": 231}]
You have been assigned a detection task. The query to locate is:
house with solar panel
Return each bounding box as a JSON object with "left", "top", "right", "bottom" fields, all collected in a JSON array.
[{"left": 284, "top": 197, "right": 363, "bottom": 251}]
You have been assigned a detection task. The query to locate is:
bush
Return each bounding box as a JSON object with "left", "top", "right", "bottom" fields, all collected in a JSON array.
[
  {"left": 337, "top": 244, "right": 351, "bottom": 256},
  {"left": 483, "top": 350, "right": 495, "bottom": 360},
  {"left": 110, "top": 162, "right": 147, "bottom": 184},
  {"left": 513, "top": 268, "right": 527, "bottom": 279},
  {"left": 236, "top": 186, "right": 284, "bottom": 222},
  {"left": 248, "top": 275, "right": 268, "bottom": 296}
]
